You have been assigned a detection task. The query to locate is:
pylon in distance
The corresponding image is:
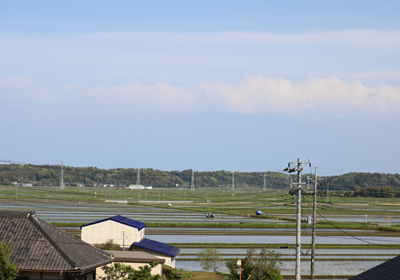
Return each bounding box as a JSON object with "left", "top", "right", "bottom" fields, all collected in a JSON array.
[{"left": 190, "top": 170, "right": 195, "bottom": 190}]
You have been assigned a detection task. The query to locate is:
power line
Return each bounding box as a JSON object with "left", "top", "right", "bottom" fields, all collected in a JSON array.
[
  {"left": 0, "top": 158, "right": 29, "bottom": 165},
  {"left": 302, "top": 194, "right": 400, "bottom": 246}
]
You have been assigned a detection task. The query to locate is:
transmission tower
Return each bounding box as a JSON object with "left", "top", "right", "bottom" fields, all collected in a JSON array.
[
  {"left": 284, "top": 158, "right": 311, "bottom": 280},
  {"left": 136, "top": 167, "right": 140, "bottom": 185},
  {"left": 231, "top": 171, "right": 235, "bottom": 190},
  {"left": 263, "top": 172, "right": 267, "bottom": 191},
  {"left": 190, "top": 170, "right": 195, "bottom": 190},
  {"left": 60, "top": 161, "right": 64, "bottom": 190}
]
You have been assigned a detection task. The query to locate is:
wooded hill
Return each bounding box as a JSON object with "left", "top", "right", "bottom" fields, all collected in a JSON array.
[{"left": 0, "top": 164, "right": 399, "bottom": 190}]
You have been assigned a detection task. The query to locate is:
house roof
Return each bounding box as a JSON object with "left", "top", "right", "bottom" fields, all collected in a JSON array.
[
  {"left": 107, "top": 250, "right": 165, "bottom": 264},
  {"left": 349, "top": 255, "right": 400, "bottom": 280},
  {"left": 0, "top": 210, "right": 113, "bottom": 273},
  {"left": 130, "top": 238, "right": 181, "bottom": 257},
  {"left": 80, "top": 215, "right": 146, "bottom": 230}
]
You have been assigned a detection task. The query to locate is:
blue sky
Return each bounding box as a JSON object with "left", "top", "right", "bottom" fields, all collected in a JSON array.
[{"left": 1, "top": 0, "right": 399, "bottom": 176}]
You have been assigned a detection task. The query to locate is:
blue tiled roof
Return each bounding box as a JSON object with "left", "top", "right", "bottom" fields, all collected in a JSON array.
[
  {"left": 80, "top": 215, "right": 146, "bottom": 230},
  {"left": 130, "top": 238, "right": 181, "bottom": 257}
]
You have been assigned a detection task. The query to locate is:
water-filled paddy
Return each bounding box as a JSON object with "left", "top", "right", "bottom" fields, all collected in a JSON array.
[
  {"left": 147, "top": 234, "right": 400, "bottom": 245},
  {"left": 2, "top": 200, "right": 400, "bottom": 278},
  {"left": 176, "top": 259, "right": 387, "bottom": 276}
]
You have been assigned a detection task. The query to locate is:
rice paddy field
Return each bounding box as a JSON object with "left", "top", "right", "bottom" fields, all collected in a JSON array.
[{"left": 1, "top": 185, "right": 400, "bottom": 279}]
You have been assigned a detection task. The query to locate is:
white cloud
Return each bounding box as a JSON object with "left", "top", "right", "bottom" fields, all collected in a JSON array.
[
  {"left": 0, "top": 75, "right": 58, "bottom": 103},
  {"left": 63, "top": 81, "right": 200, "bottom": 113},
  {"left": 353, "top": 70, "right": 400, "bottom": 79},
  {"left": 1, "top": 75, "right": 400, "bottom": 117},
  {"left": 199, "top": 76, "right": 400, "bottom": 116},
  {"left": 3, "top": 29, "right": 400, "bottom": 51},
  {"left": 73, "top": 29, "right": 400, "bottom": 47}
]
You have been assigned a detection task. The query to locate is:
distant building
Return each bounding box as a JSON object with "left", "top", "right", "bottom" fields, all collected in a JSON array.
[
  {"left": 81, "top": 215, "right": 180, "bottom": 268},
  {"left": 130, "top": 238, "right": 181, "bottom": 268},
  {"left": 128, "top": 185, "right": 153, "bottom": 190},
  {"left": 98, "top": 250, "right": 165, "bottom": 277},
  {"left": 81, "top": 215, "right": 146, "bottom": 247}
]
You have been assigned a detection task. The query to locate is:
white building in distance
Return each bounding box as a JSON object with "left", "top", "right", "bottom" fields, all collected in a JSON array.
[
  {"left": 128, "top": 185, "right": 153, "bottom": 190},
  {"left": 81, "top": 215, "right": 145, "bottom": 248},
  {"left": 80, "top": 215, "right": 180, "bottom": 268}
]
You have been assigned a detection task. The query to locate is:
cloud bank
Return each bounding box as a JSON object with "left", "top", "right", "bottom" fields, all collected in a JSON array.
[{"left": 1, "top": 75, "right": 399, "bottom": 118}]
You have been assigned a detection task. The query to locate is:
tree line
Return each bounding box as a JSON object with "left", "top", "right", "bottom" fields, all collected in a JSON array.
[{"left": 0, "top": 164, "right": 399, "bottom": 191}]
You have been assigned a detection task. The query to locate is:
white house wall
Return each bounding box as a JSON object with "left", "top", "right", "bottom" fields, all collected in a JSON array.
[
  {"left": 81, "top": 220, "right": 145, "bottom": 246},
  {"left": 130, "top": 248, "right": 175, "bottom": 268}
]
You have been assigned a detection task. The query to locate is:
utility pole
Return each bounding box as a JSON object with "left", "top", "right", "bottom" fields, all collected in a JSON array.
[
  {"left": 191, "top": 170, "right": 195, "bottom": 190},
  {"left": 123, "top": 231, "right": 125, "bottom": 250},
  {"left": 60, "top": 161, "right": 64, "bottom": 190},
  {"left": 284, "top": 158, "right": 311, "bottom": 280},
  {"left": 232, "top": 171, "right": 235, "bottom": 190},
  {"left": 311, "top": 167, "right": 317, "bottom": 280}
]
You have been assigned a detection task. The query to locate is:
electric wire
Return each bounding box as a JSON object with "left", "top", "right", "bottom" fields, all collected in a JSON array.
[{"left": 302, "top": 194, "right": 400, "bottom": 246}]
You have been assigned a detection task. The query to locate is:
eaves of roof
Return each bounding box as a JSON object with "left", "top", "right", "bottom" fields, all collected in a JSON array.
[{"left": 80, "top": 215, "right": 146, "bottom": 231}]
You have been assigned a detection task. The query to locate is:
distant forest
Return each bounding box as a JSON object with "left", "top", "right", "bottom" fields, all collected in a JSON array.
[{"left": 0, "top": 164, "right": 399, "bottom": 191}]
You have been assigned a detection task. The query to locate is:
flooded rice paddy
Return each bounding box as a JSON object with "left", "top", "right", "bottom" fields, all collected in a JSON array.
[
  {"left": 177, "top": 259, "right": 387, "bottom": 276},
  {"left": 1, "top": 200, "right": 400, "bottom": 277},
  {"left": 147, "top": 234, "right": 400, "bottom": 244}
]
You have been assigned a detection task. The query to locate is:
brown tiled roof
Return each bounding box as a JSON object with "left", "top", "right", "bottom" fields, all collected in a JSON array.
[{"left": 0, "top": 210, "right": 113, "bottom": 273}]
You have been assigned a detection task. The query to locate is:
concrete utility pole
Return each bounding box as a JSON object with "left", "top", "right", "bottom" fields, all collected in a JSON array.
[
  {"left": 311, "top": 167, "right": 317, "bottom": 280},
  {"left": 284, "top": 158, "right": 311, "bottom": 280},
  {"left": 191, "top": 170, "right": 195, "bottom": 190},
  {"left": 60, "top": 161, "right": 64, "bottom": 190}
]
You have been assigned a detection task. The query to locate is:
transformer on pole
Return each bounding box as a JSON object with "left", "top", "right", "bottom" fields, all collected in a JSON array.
[{"left": 284, "top": 158, "right": 311, "bottom": 280}]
